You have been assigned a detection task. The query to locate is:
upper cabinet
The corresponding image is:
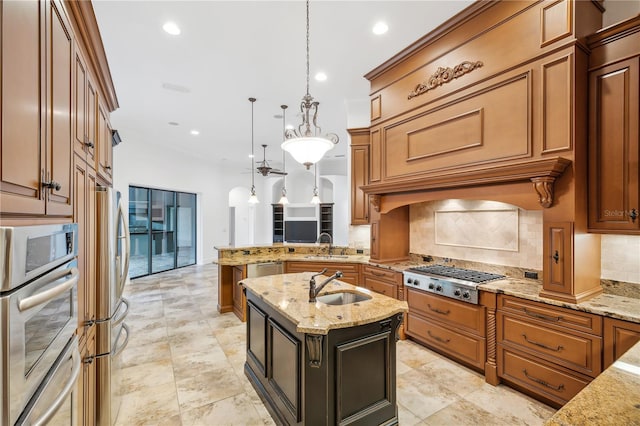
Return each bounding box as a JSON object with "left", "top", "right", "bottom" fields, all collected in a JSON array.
[
  {"left": 96, "top": 100, "right": 113, "bottom": 184},
  {"left": 1, "top": 0, "right": 74, "bottom": 217},
  {"left": 349, "top": 128, "right": 370, "bottom": 225},
  {"left": 587, "top": 16, "right": 640, "bottom": 234}
]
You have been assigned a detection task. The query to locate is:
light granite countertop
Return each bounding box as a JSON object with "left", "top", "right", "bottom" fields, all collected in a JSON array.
[
  {"left": 544, "top": 341, "right": 640, "bottom": 425},
  {"left": 239, "top": 272, "right": 408, "bottom": 335}
]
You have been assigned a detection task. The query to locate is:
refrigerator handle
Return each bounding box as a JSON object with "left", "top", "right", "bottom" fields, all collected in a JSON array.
[{"left": 117, "top": 198, "right": 130, "bottom": 294}]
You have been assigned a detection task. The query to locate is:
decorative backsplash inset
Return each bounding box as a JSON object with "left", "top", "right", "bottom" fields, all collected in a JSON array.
[
  {"left": 435, "top": 208, "right": 518, "bottom": 251},
  {"left": 411, "top": 200, "right": 543, "bottom": 270}
]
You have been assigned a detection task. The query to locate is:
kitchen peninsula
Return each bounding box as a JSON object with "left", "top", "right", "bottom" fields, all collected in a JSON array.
[{"left": 240, "top": 272, "right": 408, "bottom": 425}]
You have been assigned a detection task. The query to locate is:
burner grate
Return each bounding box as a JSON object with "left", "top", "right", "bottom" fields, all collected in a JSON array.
[{"left": 408, "top": 265, "right": 505, "bottom": 283}]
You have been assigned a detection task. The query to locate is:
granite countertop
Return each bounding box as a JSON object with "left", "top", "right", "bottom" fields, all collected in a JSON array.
[
  {"left": 240, "top": 272, "right": 408, "bottom": 335},
  {"left": 544, "top": 341, "right": 640, "bottom": 425}
]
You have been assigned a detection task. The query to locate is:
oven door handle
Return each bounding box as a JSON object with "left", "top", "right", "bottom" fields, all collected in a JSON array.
[
  {"left": 116, "top": 198, "right": 130, "bottom": 295},
  {"left": 32, "top": 345, "right": 81, "bottom": 426},
  {"left": 18, "top": 267, "right": 79, "bottom": 312}
]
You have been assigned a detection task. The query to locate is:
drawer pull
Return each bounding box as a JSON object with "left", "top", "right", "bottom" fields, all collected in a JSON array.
[
  {"left": 522, "top": 334, "right": 564, "bottom": 352},
  {"left": 371, "top": 270, "right": 387, "bottom": 277},
  {"left": 523, "top": 308, "right": 562, "bottom": 322},
  {"left": 523, "top": 369, "right": 564, "bottom": 392},
  {"left": 427, "top": 304, "right": 450, "bottom": 315},
  {"left": 427, "top": 330, "right": 450, "bottom": 344}
]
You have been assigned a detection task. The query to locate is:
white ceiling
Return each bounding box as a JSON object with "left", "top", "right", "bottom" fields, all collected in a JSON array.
[{"left": 92, "top": 0, "right": 474, "bottom": 173}]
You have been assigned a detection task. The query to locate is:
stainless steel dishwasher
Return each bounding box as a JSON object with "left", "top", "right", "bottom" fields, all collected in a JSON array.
[{"left": 246, "top": 261, "right": 284, "bottom": 278}]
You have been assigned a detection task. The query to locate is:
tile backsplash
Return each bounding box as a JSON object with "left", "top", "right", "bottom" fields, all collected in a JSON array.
[
  {"left": 349, "top": 200, "right": 639, "bottom": 285},
  {"left": 410, "top": 200, "right": 543, "bottom": 270}
]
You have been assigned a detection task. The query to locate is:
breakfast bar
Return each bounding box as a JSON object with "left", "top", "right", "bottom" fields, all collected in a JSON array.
[{"left": 240, "top": 272, "right": 408, "bottom": 425}]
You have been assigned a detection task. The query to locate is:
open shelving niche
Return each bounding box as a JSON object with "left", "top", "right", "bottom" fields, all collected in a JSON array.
[{"left": 271, "top": 203, "right": 333, "bottom": 243}]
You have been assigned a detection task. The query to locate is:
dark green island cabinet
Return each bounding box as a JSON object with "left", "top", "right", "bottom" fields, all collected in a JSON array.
[{"left": 241, "top": 273, "right": 408, "bottom": 426}]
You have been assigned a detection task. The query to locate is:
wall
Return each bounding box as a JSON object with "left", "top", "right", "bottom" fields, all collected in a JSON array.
[
  {"left": 113, "top": 137, "right": 252, "bottom": 265},
  {"left": 601, "top": 235, "right": 640, "bottom": 283},
  {"left": 603, "top": 0, "right": 640, "bottom": 27}
]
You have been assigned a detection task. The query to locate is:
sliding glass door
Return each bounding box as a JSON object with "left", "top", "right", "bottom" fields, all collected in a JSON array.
[{"left": 129, "top": 186, "right": 197, "bottom": 278}]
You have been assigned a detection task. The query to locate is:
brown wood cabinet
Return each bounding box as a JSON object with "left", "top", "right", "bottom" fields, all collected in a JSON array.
[
  {"left": 361, "top": 265, "right": 402, "bottom": 299},
  {"left": 96, "top": 101, "right": 113, "bottom": 184},
  {"left": 74, "top": 47, "right": 98, "bottom": 164},
  {"left": 79, "top": 332, "right": 96, "bottom": 426},
  {"left": 603, "top": 317, "right": 640, "bottom": 368},
  {"left": 497, "top": 295, "right": 602, "bottom": 407},
  {"left": 285, "top": 261, "right": 361, "bottom": 286},
  {"left": 348, "top": 128, "right": 370, "bottom": 225},
  {"left": 1, "top": 0, "right": 73, "bottom": 217},
  {"left": 406, "top": 288, "right": 486, "bottom": 371},
  {"left": 232, "top": 265, "right": 247, "bottom": 321},
  {"left": 587, "top": 16, "right": 640, "bottom": 234}
]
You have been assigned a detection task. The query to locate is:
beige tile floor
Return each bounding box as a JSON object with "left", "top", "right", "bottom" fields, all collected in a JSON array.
[{"left": 116, "top": 264, "right": 556, "bottom": 426}]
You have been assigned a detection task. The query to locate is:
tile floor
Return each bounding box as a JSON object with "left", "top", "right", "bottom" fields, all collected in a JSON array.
[{"left": 116, "top": 264, "right": 556, "bottom": 425}]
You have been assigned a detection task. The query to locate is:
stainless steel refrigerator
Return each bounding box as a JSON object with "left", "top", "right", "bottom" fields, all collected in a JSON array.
[{"left": 96, "top": 186, "right": 131, "bottom": 426}]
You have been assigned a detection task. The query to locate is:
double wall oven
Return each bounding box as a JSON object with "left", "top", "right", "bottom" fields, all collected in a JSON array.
[{"left": 0, "top": 223, "right": 80, "bottom": 425}]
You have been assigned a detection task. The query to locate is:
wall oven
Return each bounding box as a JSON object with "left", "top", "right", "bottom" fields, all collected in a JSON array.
[{"left": 0, "top": 223, "right": 79, "bottom": 425}]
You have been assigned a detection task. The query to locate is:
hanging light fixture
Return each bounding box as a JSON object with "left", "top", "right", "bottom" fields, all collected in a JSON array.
[
  {"left": 310, "top": 163, "right": 321, "bottom": 204},
  {"left": 281, "top": 0, "right": 338, "bottom": 170},
  {"left": 248, "top": 97, "right": 259, "bottom": 204},
  {"left": 278, "top": 105, "right": 290, "bottom": 205}
]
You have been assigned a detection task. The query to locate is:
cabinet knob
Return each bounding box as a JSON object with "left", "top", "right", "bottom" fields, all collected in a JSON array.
[
  {"left": 42, "top": 180, "right": 61, "bottom": 191},
  {"left": 84, "top": 140, "right": 95, "bottom": 149},
  {"left": 630, "top": 208, "right": 638, "bottom": 223},
  {"left": 552, "top": 250, "right": 559, "bottom": 264},
  {"left": 105, "top": 165, "right": 112, "bottom": 170}
]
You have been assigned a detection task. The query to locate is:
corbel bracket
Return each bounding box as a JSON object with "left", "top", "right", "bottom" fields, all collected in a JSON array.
[{"left": 531, "top": 176, "right": 556, "bottom": 208}]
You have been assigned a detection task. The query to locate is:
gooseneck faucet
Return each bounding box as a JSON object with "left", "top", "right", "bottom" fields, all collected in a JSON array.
[
  {"left": 309, "top": 268, "right": 343, "bottom": 303},
  {"left": 317, "top": 232, "right": 333, "bottom": 256}
]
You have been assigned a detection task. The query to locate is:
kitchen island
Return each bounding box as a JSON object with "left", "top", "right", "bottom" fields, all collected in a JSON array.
[{"left": 240, "top": 272, "right": 408, "bottom": 426}]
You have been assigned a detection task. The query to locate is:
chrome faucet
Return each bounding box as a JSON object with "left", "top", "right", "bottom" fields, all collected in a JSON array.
[
  {"left": 317, "top": 232, "right": 333, "bottom": 256},
  {"left": 309, "top": 268, "right": 343, "bottom": 303}
]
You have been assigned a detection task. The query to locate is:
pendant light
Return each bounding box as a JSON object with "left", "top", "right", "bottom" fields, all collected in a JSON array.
[
  {"left": 278, "top": 105, "right": 290, "bottom": 205},
  {"left": 281, "top": 0, "right": 338, "bottom": 170},
  {"left": 310, "top": 163, "right": 321, "bottom": 204},
  {"left": 248, "top": 97, "right": 259, "bottom": 204}
]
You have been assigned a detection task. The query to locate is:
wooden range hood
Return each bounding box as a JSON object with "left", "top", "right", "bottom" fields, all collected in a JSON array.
[{"left": 357, "top": 0, "right": 605, "bottom": 304}]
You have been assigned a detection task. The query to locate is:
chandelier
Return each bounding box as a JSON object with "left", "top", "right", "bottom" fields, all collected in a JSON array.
[
  {"left": 248, "top": 97, "right": 259, "bottom": 204},
  {"left": 281, "top": 0, "right": 338, "bottom": 170}
]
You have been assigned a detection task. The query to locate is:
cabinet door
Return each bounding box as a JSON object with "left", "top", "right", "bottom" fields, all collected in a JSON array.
[
  {"left": 97, "top": 103, "right": 113, "bottom": 184},
  {"left": 86, "top": 78, "right": 97, "bottom": 165},
  {"left": 351, "top": 145, "right": 370, "bottom": 224},
  {"left": 45, "top": 0, "right": 73, "bottom": 216},
  {"left": 73, "top": 49, "right": 88, "bottom": 157},
  {"left": 232, "top": 265, "right": 246, "bottom": 321},
  {"left": 79, "top": 334, "right": 96, "bottom": 426},
  {"left": 604, "top": 317, "right": 640, "bottom": 368},
  {"left": 542, "top": 222, "right": 573, "bottom": 296},
  {"left": 74, "top": 156, "right": 89, "bottom": 336},
  {"left": 0, "top": 0, "right": 46, "bottom": 215},
  {"left": 588, "top": 57, "right": 640, "bottom": 232}
]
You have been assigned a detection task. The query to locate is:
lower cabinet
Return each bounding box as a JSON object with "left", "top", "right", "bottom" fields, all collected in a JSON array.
[
  {"left": 245, "top": 295, "right": 402, "bottom": 425},
  {"left": 405, "top": 288, "right": 486, "bottom": 371},
  {"left": 603, "top": 317, "right": 640, "bottom": 368},
  {"left": 497, "top": 295, "right": 602, "bottom": 407},
  {"left": 232, "top": 265, "right": 246, "bottom": 321},
  {"left": 284, "top": 261, "right": 360, "bottom": 285},
  {"left": 361, "top": 265, "right": 402, "bottom": 299}
]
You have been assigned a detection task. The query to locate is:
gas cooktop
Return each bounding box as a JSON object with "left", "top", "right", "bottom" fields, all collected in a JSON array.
[{"left": 407, "top": 265, "right": 505, "bottom": 284}]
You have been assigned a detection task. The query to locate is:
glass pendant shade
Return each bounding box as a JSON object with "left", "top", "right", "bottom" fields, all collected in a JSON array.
[
  {"left": 310, "top": 190, "right": 321, "bottom": 204},
  {"left": 248, "top": 186, "right": 259, "bottom": 204},
  {"left": 278, "top": 188, "right": 289, "bottom": 205},
  {"left": 281, "top": 137, "right": 335, "bottom": 169}
]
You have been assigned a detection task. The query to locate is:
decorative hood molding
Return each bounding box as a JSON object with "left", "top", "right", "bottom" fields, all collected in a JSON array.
[{"left": 361, "top": 156, "right": 571, "bottom": 209}]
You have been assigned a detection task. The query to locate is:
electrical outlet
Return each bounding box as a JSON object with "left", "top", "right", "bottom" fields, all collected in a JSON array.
[
  {"left": 422, "top": 255, "right": 433, "bottom": 262},
  {"left": 288, "top": 247, "right": 295, "bottom": 253},
  {"left": 356, "top": 249, "right": 364, "bottom": 254},
  {"left": 524, "top": 271, "right": 538, "bottom": 280},
  {"left": 243, "top": 250, "right": 250, "bottom": 255}
]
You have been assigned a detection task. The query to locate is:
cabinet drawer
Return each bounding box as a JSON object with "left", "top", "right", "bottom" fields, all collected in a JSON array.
[
  {"left": 407, "top": 288, "right": 485, "bottom": 336},
  {"left": 362, "top": 265, "right": 398, "bottom": 282},
  {"left": 498, "top": 346, "right": 591, "bottom": 407},
  {"left": 407, "top": 313, "right": 485, "bottom": 370},
  {"left": 499, "top": 295, "right": 602, "bottom": 335},
  {"left": 285, "top": 261, "right": 360, "bottom": 275},
  {"left": 362, "top": 277, "right": 397, "bottom": 299},
  {"left": 498, "top": 312, "right": 602, "bottom": 377}
]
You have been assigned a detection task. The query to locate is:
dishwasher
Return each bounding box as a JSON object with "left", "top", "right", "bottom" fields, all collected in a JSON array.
[{"left": 246, "top": 261, "right": 284, "bottom": 278}]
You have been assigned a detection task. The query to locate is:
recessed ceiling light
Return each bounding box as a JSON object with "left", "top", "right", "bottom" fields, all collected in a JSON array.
[
  {"left": 163, "top": 21, "right": 181, "bottom": 36},
  {"left": 315, "top": 72, "right": 327, "bottom": 82},
  {"left": 372, "top": 21, "right": 389, "bottom": 35},
  {"left": 168, "top": 121, "right": 179, "bottom": 126},
  {"left": 190, "top": 130, "right": 200, "bottom": 136}
]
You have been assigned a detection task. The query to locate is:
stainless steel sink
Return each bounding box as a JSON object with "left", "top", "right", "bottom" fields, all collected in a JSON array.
[
  {"left": 304, "top": 255, "right": 349, "bottom": 260},
  {"left": 316, "top": 291, "right": 372, "bottom": 305}
]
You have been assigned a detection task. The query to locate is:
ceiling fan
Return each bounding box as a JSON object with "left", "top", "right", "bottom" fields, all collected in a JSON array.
[{"left": 256, "top": 144, "right": 287, "bottom": 176}]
